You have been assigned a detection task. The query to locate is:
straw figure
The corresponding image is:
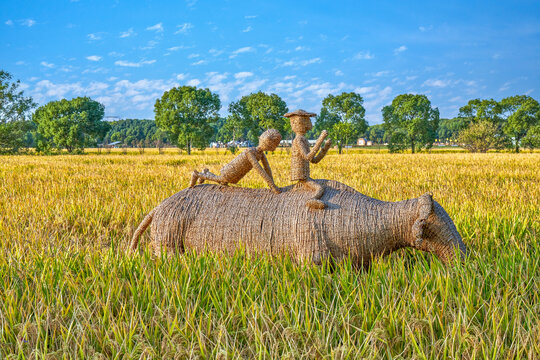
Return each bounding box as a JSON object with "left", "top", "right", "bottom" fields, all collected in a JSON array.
[
  {"left": 131, "top": 179, "right": 467, "bottom": 268},
  {"left": 285, "top": 109, "right": 333, "bottom": 210},
  {"left": 190, "top": 129, "right": 282, "bottom": 194}
]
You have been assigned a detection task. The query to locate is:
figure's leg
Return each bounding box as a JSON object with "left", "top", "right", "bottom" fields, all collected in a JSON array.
[
  {"left": 189, "top": 170, "right": 199, "bottom": 187},
  {"left": 303, "top": 179, "right": 326, "bottom": 209},
  {"left": 197, "top": 168, "right": 209, "bottom": 184},
  {"left": 196, "top": 170, "right": 228, "bottom": 185}
]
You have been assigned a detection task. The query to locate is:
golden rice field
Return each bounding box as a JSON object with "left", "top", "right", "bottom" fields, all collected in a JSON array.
[{"left": 0, "top": 148, "right": 538, "bottom": 359}]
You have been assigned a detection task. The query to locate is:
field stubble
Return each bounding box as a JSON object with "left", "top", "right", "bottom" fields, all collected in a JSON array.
[{"left": 0, "top": 149, "right": 538, "bottom": 359}]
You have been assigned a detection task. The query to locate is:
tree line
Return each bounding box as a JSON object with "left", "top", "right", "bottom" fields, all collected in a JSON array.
[{"left": 1, "top": 69, "right": 539, "bottom": 154}]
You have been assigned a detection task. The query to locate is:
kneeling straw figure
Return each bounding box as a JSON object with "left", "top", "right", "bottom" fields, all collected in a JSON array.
[
  {"left": 285, "top": 109, "right": 332, "bottom": 209},
  {"left": 190, "top": 129, "right": 282, "bottom": 194}
]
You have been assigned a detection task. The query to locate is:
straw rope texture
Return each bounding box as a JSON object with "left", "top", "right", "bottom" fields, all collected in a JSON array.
[{"left": 131, "top": 179, "right": 467, "bottom": 266}]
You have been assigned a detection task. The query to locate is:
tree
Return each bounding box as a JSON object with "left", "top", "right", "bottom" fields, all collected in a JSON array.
[
  {"left": 521, "top": 125, "right": 540, "bottom": 151},
  {"left": 365, "top": 124, "right": 386, "bottom": 144},
  {"left": 437, "top": 117, "right": 466, "bottom": 142},
  {"left": 458, "top": 98, "right": 503, "bottom": 126},
  {"left": 321, "top": 92, "right": 367, "bottom": 154},
  {"left": 33, "top": 97, "right": 108, "bottom": 153},
  {"left": 382, "top": 94, "right": 439, "bottom": 153},
  {"left": 0, "top": 70, "right": 36, "bottom": 153},
  {"left": 458, "top": 121, "right": 506, "bottom": 153},
  {"left": 500, "top": 95, "right": 540, "bottom": 152},
  {"left": 154, "top": 86, "right": 220, "bottom": 154},
  {"left": 227, "top": 92, "right": 288, "bottom": 144},
  {"left": 102, "top": 119, "right": 167, "bottom": 146}
]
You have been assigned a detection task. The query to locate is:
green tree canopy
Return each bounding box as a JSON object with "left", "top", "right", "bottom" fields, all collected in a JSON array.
[
  {"left": 33, "top": 97, "right": 108, "bottom": 153},
  {"left": 0, "top": 70, "right": 36, "bottom": 153},
  {"left": 437, "top": 117, "right": 466, "bottom": 141},
  {"left": 500, "top": 95, "right": 540, "bottom": 152},
  {"left": 458, "top": 120, "right": 507, "bottom": 153},
  {"left": 226, "top": 92, "right": 288, "bottom": 144},
  {"left": 521, "top": 125, "right": 540, "bottom": 151},
  {"left": 154, "top": 86, "right": 220, "bottom": 154},
  {"left": 102, "top": 119, "right": 169, "bottom": 146},
  {"left": 320, "top": 92, "right": 367, "bottom": 154},
  {"left": 458, "top": 98, "right": 503, "bottom": 126},
  {"left": 365, "top": 124, "right": 386, "bottom": 144},
  {"left": 382, "top": 94, "right": 439, "bottom": 153}
]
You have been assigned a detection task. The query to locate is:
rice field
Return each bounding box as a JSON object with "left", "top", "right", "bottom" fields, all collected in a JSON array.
[{"left": 0, "top": 149, "right": 538, "bottom": 359}]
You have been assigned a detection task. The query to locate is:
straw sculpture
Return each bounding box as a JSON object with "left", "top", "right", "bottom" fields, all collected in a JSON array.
[
  {"left": 285, "top": 110, "right": 333, "bottom": 210},
  {"left": 190, "top": 129, "right": 282, "bottom": 193},
  {"left": 131, "top": 179, "right": 467, "bottom": 267}
]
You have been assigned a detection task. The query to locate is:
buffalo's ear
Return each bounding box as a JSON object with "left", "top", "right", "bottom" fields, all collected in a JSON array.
[{"left": 411, "top": 193, "right": 433, "bottom": 247}]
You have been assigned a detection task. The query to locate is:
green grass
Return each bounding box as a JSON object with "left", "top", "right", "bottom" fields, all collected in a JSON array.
[{"left": 0, "top": 151, "right": 538, "bottom": 359}]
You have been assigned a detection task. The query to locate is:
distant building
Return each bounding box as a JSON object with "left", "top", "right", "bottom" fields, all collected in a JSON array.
[{"left": 357, "top": 138, "right": 373, "bottom": 146}]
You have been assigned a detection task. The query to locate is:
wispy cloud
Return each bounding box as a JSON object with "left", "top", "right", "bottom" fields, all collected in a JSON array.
[
  {"left": 22, "top": 19, "right": 36, "bottom": 27},
  {"left": 353, "top": 51, "right": 374, "bottom": 60},
  {"left": 283, "top": 57, "right": 322, "bottom": 67},
  {"left": 5, "top": 20, "right": 14, "bottom": 26},
  {"left": 191, "top": 60, "right": 207, "bottom": 66},
  {"left": 40, "top": 61, "right": 54, "bottom": 68},
  {"left": 394, "top": 45, "right": 407, "bottom": 55},
  {"left": 146, "top": 23, "right": 163, "bottom": 33},
  {"left": 242, "top": 26, "right": 252, "bottom": 32},
  {"left": 423, "top": 79, "right": 449, "bottom": 87},
  {"left": 335, "top": 70, "right": 344, "bottom": 76},
  {"left": 419, "top": 25, "right": 433, "bottom": 32},
  {"left": 229, "top": 46, "right": 255, "bottom": 58},
  {"left": 87, "top": 33, "right": 101, "bottom": 41},
  {"left": 175, "top": 23, "right": 193, "bottom": 34},
  {"left": 119, "top": 28, "right": 135, "bottom": 38},
  {"left": 86, "top": 55, "right": 102, "bottom": 62},
  {"left": 245, "top": 15, "right": 257, "bottom": 19},
  {"left": 209, "top": 48, "right": 224, "bottom": 57},
  {"left": 234, "top": 72, "right": 253, "bottom": 79},
  {"left": 115, "top": 59, "right": 156, "bottom": 67}
]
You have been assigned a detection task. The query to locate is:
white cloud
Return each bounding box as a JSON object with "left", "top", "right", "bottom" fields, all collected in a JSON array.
[
  {"left": 406, "top": 76, "right": 418, "bottom": 81},
  {"left": 242, "top": 26, "right": 252, "bottom": 32},
  {"left": 295, "top": 46, "right": 309, "bottom": 51},
  {"left": 22, "top": 19, "right": 36, "bottom": 27},
  {"left": 245, "top": 15, "right": 257, "bottom": 19},
  {"left": 354, "top": 51, "right": 374, "bottom": 60},
  {"left": 146, "top": 23, "right": 163, "bottom": 33},
  {"left": 423, "top": 79, "right": 449, "bottom": 87},
  {"left": 188, "top": 53, "right": 200, "bottom": 58},
  {"left": 15, "top": 61, "right": 25, "bottom": 65},
  {"left": 209, "top": 48, "right": 224, "bottom": 56},
  {"left": 335, "top": 70, "right": 344, "bottom": 76},
  {"left": 119, "top": 28, "right": 135, "bottom": 38},
  {"left": 115, "top": 59, "right": 156, "bottom": 67},
  {"left": 284, "top": 75, "right": 296, "bottom": 80},
  {"left": 394, "top": 45, "right": 407, "bottom": 55},
  {"left": 5, "top": 20, "right": 14, "bottom": 26},
  {"left": 283, "top": 58, "right": 322, "bottom": 67},
  {"left": 234, "top": 72, "right": 253, "bottom": 79},
  {"left": 40, "top": 61, "right": 54, "bottom": 68},
  {"left": 86, "top": 55, "right": 102, "bottom": 62},
  {"left": 176, "top": 74, "right": 186, "bottom": 80},
  {"left": 108, "top": 51, "right": 123, "bottom": 57},
  {"left": 191, "top": 60, "right": 207, "bottom": 66},
  {"left": 187, "top": 79, "right": 200, "bottom": 86},
  {"left": 87, "top": 33, "right": 101, "bottom": 41},
  {"left": 419, "top": 25, "right": 433, "bottom": 32},
  {"left": 229, "top": 46, "right": 255, "bottom": 58},
  {"left": 175, "top": 23, "right": 193, "bottom": 34}
]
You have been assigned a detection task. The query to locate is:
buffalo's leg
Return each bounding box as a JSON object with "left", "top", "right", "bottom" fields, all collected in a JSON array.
[{"left": 301, "top": 179, "right": 326, "bottom": 209}]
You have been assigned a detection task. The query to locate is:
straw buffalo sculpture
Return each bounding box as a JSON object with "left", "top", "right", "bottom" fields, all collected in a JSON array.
[
  {"left": 130, "top": 179, "right": 467, "bottom": 267},
  {"left": 131, "top": 110, "right": 467, "bottom": 267}
]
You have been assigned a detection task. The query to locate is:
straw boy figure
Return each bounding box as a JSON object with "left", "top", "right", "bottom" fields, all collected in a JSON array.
[
  {"left": 285, "top": 109, "right": 332, "bottom": 209},
  {"left": 190, "top": 129, "right": 282, "bottom": 194}
]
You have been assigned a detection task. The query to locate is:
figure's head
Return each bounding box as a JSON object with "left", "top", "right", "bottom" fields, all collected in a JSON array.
[
  {"left": 410, "top": 193, "right": 468, "bottom": 264},
  {"left": 284, "top": 109, "right": 316, "bottom": 135},
  {"left": 258, "top": 129, "right": 282, "bottom": 151}
]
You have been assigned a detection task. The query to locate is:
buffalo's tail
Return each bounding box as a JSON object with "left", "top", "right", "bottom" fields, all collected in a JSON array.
[{"left": 130, "top": 208, "right": 156, "bottom": 251}]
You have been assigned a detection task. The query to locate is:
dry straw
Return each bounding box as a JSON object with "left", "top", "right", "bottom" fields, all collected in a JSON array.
[{"left": 131, "top": 179, "right": 467, "bottom": 266}]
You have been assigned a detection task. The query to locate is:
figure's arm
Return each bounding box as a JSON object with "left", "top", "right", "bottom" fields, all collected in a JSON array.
[
  {"left": 260, "top": 154, "right": 274, "bottom": 182},
  {"left": 246, "top": 152, "right": 281, "bottom": 194},
  {"left": 299, "top": 130, "right": 328, "bottom": 161},
  {"left": 312, "top": 139, "right": 332, "bottom": 163}
]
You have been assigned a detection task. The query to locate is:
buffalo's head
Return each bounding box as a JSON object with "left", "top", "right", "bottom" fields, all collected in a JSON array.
[{"left": 411, "top": 193, "right": 468, "bottom": 264}]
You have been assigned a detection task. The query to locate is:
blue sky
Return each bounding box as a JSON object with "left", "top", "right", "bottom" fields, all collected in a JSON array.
[{"left": 2, "top": 0, "right": 539, "bottom": 124}]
